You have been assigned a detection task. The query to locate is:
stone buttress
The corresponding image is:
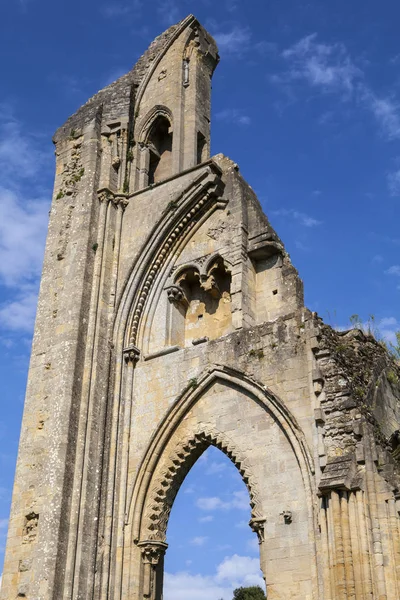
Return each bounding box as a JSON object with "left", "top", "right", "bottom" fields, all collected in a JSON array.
[{"left": 2, "top": 14, "right": 400, "bottom": 600}]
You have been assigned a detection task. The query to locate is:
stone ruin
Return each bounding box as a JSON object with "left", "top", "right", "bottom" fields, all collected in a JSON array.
[{"left": 2, "top": 14, "right": 400, "bottom": 600}]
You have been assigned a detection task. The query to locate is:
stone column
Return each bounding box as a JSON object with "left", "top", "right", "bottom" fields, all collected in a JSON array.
[{"left": 138, "top": 541, "right": 168, "bottom": 600}]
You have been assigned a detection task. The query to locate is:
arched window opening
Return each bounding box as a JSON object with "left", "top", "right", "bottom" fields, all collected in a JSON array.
[
  {"left": 147, "top": 115, "right": 173, "bottom": 184},
  {"left": 166, "top": 258, "right": 233, "bottom": 347},
  {"left": 163, "top": 446, "right": 265, "bottom": 600}
]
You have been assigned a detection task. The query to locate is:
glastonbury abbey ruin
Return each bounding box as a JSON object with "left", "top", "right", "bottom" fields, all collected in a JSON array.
[{"left": 2, "top": 14, "right": 400, "bottom": 600}]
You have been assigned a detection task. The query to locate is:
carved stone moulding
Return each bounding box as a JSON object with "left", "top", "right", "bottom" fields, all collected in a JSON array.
[
  {"left": 97, "top": 187, "right": 129, "bottom": 209},
  {"left": 249, "top": 517, "right": 266, "bottom": 543},
  {"left": 123, "top": 344, "right": 141, "bottom": 364},
  {"left": 128, "top": 175, "right": 225, "bottom": 347},
  {"left": 137, "top": 540, "right": 168, "bottom": 565}
]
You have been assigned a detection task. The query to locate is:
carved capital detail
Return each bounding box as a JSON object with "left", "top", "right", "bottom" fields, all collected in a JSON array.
[
  {"left": 97, "top": 188, "right": 129, "bottom": 209},
  {"left": 166, "top": 285, "right": 187, "bottom": 306},
  {"left": 249, "top": 517, "right": 266, "bottom": 543},
  {"left": 123, "top": 345, "right": 140, "bottom": 364},
  {"left": 138, "top": 540, "right": 168, "bottom": 565}
]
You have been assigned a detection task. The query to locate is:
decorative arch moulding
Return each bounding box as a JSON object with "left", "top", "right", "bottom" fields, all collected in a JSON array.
[
  {"left": 140, "top": 427, "right": 266, "bottom": 544},
  {"left": 127, "top": 364, "right": 315, "bottom": 546},
  {"left": 124, "top": 166, "right": 226, "bottom": 349}
]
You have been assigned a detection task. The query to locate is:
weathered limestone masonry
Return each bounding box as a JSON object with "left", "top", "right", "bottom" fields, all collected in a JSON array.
[{"left": 2, "top": 14, "right": 400, "bottom": 600}]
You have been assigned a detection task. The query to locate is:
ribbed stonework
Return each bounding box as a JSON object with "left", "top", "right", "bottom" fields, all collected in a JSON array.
[{"left": 2, "top": 14, "right": 400, "bottom": 600}]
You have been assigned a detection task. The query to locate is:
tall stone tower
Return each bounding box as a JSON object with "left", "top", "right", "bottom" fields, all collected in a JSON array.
[{"left": 2, "top": 14, "right": 400, "bottom": 600}]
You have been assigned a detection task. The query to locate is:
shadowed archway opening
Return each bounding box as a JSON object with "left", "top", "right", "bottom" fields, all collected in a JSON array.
[
  {"left": 163, "top": 446, "right": 265, "bottom": 600},
  {"left": 147, "top": 115, "right": 173, "bottom": 184}
]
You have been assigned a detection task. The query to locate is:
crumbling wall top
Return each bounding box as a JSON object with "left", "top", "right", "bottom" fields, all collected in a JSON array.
[{"left": 53, "top": 14, "right": 210, "bottom": 143}]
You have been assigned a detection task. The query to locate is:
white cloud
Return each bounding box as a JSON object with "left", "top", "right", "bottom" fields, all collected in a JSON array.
[
  {"left": 0, "top": 113, "right": 46, "bottom": 184},
  {"left": 190, "top": 536, "right": 208, "bottom": 546},
  {"left": 0, "top": 288, "right": 39, "bottom": 332},
  {"left": 198, "top": 515, "right": 214, "bottom": 523},
  {"left": 280, "top": 33, "right": 362, "bottom": 95},
  {"left": 0, "top": 109, "right": 50, "bottom": 334},
  {"left": 0, "top": 519, "right": 8, "bottom": 530},
  {"left": 378, "top": 317, "right": 399, "bottom": 345},
  {"left": 213, "top": 26, "right": 251, "bottom": 56},
  {"left": 246, "top": 537, "right": 259, "bottom": 553},
  {"left": 100, "top": 0, "right": 142, "bottom": 18},
  {"left": 206, "top": 461, "right": 227, "bottom": 475},
  {"left": 216, "top": 109, "right": 251, "bottom": 126},
  {"left": 276, "top": 35, "right": 400, "bottom": 148},
  {"left": 386, "top": 265, "right": 400, "bottom": 276},
  {"left": 364, "top": 92, "right": 400, "bottom": 140},
  {"left": 157, "top": 0, "right": 181, "bottom": 26},
  {"left": 0, "top": 187, "right": 48, "bottom": 288},
  {"left": 388, "top": 167, "right": 400, "bottom": 196},
  {"left": 196, "top": 496, "right": 226, "bottom": 511},
  {"left": 216, "top": 554, "right": 263, "bottom": 587},
  {"left": 196, "top": 490, "right": 249, "bottom": 511},
  {"left": 235, "top": 519, "right": 248, "bottom": 529},
  {"left": 164, "top": 554, "right": 264, "bottom": 600},
  {"left": 272, "top": 208, "right": 322, "bottom": 227}
]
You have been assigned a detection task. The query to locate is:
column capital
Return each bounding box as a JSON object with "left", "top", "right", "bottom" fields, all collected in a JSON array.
[{"left": 138, "top": 540, "right": 168, "bottom": 565}]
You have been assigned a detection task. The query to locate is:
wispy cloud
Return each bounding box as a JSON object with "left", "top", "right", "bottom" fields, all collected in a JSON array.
[
  {"left": 190, "top": 536, "right": 208, "bottom": 546},
  {"left": 212, "top": 26, "right": 251, "bottom": 56},
  {"left": 0, "top": 287, "right": 40, "bottom": 332},
  {"left": 388, "top": 166, "right": 400, "bottom": 196},
  {"left": 215, "top": 108, "right": 251, "bottom": 126},
  {"left": 0, "top": 108, "right": 47, "bottom": 183},
  {"left": 101, "top": 0, "right": 142, "bottom": 18},
  {"left": 272, "top": 208, "right": 322, "bottom": 227},
  {"left": 386, "top": 265, "right": 400, "bottom": 276},
  {"left": 275, "top": 34, "right": 400, "bottom": 154},
  {"left": 205, "top": 461, "right": 227, "bottom": 475},
  {"left": 196, "top": 490, "right": 249, "bottom": 511},
  {"left": 0, "top": 107, "right": 50, "bottom": 334},
  {"left": 198, "top": 515, "right": 214, "bottom": 523},
  {"left": 157, "top": 0, "right": 181, "bottom": 26},
  {"left": 362, "top": 90, "right": 400, "bottom": 140},
  {"left": 279, "top": 33, "right": 362, "bottom": 95},
  {"left": 379, "top": 317, "right": 400, "bottom": 344},
  {"left": 0, "top": 187, "right": 48, "bottom": 288}
]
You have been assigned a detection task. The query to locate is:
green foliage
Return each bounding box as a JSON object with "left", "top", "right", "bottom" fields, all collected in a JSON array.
[
  {"left": 188, "top": 377, "right": 198, "bottom": 389},
  {"left": 389, "top": 331, "right": 400, "bottom": 361},
  {"left": 232, "top": 586, "right": 266, "bottom": 600},
  {"left": 335, "top": 343, "right": 347, "bottom": 354},
  {"left": 354, "top": 386, "right": 365, "bottom": 401},
  {"left": 349, "top": 314, "right": 362, "bottom": 329},
  {"left": 92, "top": 243, "right": 98, "bottom": 253},
  {"left": 387, "top": 370, "right": 399, "bottom": 385},
  {"left": 123, "top": 178, "right": 129, "bottom": 193},
  {"left": 167, "top": 200, "right": 178, "bottom": 211},
  {"left": 56, "top": 190, "right": 64, "bottom": 200},
  {"left": 69, "top": 128, "right": 80, "bottom": 139},
  {"left": 72, "top": 167, "right": 85, "bottom": 183},
  {"left": 248, "top": 349, "right": 264, "bottom": 359},
  {"left": 127, "top": 149, "right": 134, "bottom": 162}
]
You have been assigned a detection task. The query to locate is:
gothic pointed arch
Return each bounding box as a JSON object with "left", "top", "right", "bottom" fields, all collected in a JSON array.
[{"left": 126, "top": 364, "right": 315, "bottom": 547}]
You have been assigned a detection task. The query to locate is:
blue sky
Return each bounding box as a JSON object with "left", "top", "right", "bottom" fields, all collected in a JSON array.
[{"left": 0, "top": 0, "right": 399, "bottom": 595}]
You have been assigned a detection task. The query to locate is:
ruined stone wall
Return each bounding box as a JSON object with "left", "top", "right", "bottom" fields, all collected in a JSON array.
[{"left": 2, "top": 14, "right": 400, "bottom": 600}]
